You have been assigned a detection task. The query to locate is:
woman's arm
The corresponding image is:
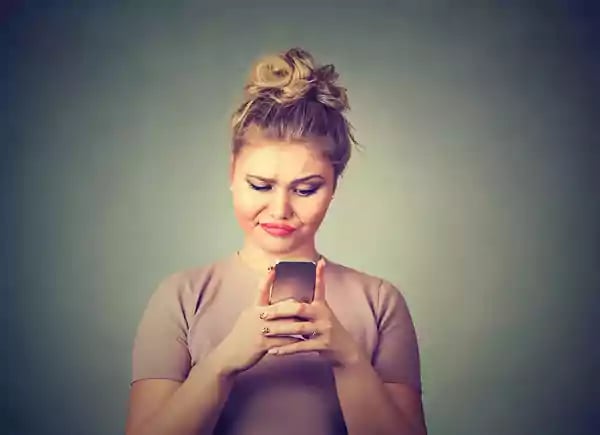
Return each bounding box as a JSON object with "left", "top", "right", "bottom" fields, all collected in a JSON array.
[
  {"left": 127, "top": 270, "right": 302, "bottom": 435},
  {"left": 125, "top": 352, "right": 234, "bottom": 435},
  {"left": 331, "top": 277, "right": 426, "bottom": 434},
  {"left": 332, "top": 353, "right": 427, "bottom": 435}
]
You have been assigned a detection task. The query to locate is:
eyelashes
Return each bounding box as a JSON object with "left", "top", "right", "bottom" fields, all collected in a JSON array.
[{"left": 247, "top": 181, "right": 320, "bottom": 197}]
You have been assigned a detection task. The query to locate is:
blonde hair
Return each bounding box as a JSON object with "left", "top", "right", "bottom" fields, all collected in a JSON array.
[{"left": 230, "top": 47, "right": 360, "bottom": 181}]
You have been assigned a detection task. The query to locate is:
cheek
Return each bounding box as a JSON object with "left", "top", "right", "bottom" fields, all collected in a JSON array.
[
  {"left": 296, "top": 197, "right": 331, "bottom": 225},
  {"left": 232, "top": 192, "right": 264, "bottom": 227}
]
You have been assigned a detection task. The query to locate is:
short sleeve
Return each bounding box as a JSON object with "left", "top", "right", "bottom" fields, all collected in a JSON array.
[
  {"left": 131, "top": 274, "right": 192, "bottom": 385},
  {"left": 372, "top": 280, "right": 422, "bottom": 394}
]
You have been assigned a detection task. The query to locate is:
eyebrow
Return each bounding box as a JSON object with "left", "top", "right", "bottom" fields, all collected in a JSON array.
[{"left": 246, "top": 174, "right": 325, "bottom": 184}]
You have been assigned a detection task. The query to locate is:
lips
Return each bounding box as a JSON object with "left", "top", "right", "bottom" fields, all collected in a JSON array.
[{"left": 260, "top": 223, "right": 296, "bottom": 237}]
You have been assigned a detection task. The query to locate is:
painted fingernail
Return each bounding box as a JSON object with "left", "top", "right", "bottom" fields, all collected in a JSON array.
[
  {"left": 261, "top": 326, "right": 270, "bottom": 334},
  {"left": 259, "top": 312, "right": 268, "bottom": 320},
  {"left": 268, "top": 348, "right": 279, "bottom": 355},
  {"left": 267, "top": 266, "right": 273, "bottom": 271}
]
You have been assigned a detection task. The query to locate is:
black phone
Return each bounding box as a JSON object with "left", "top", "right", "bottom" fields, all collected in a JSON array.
[{"left": 269, "top": 260, "right": 317, "bottom": 305}]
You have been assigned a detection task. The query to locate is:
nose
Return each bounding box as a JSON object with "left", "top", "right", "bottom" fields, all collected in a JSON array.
[{"left": 268, "top": 189, "right": 294, "bottom": 220}]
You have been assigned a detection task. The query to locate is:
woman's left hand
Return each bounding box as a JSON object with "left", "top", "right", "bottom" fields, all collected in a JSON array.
[{"left": 261, "top": 258, "right": 365, "bottom": 367}]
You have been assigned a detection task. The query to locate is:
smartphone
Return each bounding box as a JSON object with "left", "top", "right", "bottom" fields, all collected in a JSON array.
[{"left": 269, "top": 260, "right": 317, "bottom": 305}]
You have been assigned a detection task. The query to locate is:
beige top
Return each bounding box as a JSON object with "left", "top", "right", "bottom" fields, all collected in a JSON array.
[{"left": 131, "top": 253, "right": 422, "bottom": 434}]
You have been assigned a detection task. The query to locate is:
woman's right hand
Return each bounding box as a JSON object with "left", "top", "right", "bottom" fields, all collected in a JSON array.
[{"left": 210, "top": 268, "right": 301, "bottom": 376}]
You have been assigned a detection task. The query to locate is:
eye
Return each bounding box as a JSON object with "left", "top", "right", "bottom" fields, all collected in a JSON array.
[
  {"left": 295, "top": 186, "right": 320, "bottom": 197},
  {"left": 248, "top": 181, "right": 271, "bottom": 191}
]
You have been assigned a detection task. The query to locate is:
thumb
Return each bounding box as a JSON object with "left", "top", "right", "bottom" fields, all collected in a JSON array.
[
  {"left": 313, "top": 258, "right": 327, "bottom": 302},
  {"left": 255, "top": 267, "right": 275, "bottom": 306}
]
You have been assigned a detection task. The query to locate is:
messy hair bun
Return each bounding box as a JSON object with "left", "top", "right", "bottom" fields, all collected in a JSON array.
[
  {"left": 231, "top": 47, "right": 359, "bottom": 182},
  {"left": 244, "top": 48, "right": 350, "bottom": 111}
]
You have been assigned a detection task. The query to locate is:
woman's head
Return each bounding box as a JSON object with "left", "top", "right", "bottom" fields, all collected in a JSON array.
[{"left": 229, "top": 47, "right": 358, "bottom": 258}]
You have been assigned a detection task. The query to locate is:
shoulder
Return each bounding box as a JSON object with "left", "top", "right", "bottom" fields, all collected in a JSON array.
[
  {"left": 143, "top": 256, "right": 232, "bottom": 320},
  {"left": 325, "top": 259, "right": 381, "bottom": 287},
  {"left": 324, "top": 258, "right": 403, "bottom": 307}
]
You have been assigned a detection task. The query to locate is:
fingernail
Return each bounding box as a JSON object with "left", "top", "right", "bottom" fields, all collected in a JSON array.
[
  {"left": 268, "top": 348, "right": 279, "bottom": 355},
  {"left": 267, "top": 266, "right": 273, "bottom": 271}
]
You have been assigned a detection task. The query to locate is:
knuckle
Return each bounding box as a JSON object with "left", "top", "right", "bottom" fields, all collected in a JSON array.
[
  {"left": 301, "top": 322, "right": 311, "bottom": 334},
  {"left": 298, "top": 303, "right": 310, "bottom": 317},
  {"left": 281, "top": 301, "right": 293, "bottom": 314}
]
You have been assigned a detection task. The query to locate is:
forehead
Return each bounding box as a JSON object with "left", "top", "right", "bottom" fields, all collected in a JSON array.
[{"left": 235, "top": 137, "right": 332, "bottom": 180}]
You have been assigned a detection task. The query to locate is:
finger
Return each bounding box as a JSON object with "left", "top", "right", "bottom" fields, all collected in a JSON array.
[
  {"left": 263, "top": 335, "right": 303, "bottom": 353},
  {"left": 262, "top": 321, "right": 316, "bottom": 337},
  {"left": 265, "top": 300, "right": 316, "bottom": 320},
  {"left": 267, "top": 338, "right": 321, "bottom": 356},
  {"left": 255, "top": 268, "right": 275, "bottom": 306},
  {"left": 313, "top": 257, "right": 327, "bottom": 301},
  {"left": 267, "top": 336, "right": 303, "bottom": 348}
]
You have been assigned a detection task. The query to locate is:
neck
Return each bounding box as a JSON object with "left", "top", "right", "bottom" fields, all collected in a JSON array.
[{"left": 237, "top": 241, "right": 321, "bottom": 273}]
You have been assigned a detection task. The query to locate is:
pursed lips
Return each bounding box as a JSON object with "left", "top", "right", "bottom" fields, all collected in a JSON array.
[
  {"left": 261, "top": 223, "right": 296, "bottom": 231},
  {"left": 260, "top": 223, "right": 297, "bottom": 236}
]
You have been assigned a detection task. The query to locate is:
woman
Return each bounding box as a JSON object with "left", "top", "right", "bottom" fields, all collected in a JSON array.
[{"left": 125, "top": 47, "right": 427, "bottom": 435}]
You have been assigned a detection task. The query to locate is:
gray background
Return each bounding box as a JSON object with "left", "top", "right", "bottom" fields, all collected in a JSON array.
[{"left": 3, "top": 1, "right": 598, "bottom": 434}]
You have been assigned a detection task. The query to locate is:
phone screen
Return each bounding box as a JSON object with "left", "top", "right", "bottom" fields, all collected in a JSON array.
[{"left": 269, "top": 260, "right": 317, "bottom": 305}]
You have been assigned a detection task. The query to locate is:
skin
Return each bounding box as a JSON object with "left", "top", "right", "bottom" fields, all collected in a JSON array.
[
  {"left": 125, "top": 130, "right": 427, "bottom": 435},
  {"left": 211, "top": 257, "right": 361, "bottom": 374},
  {"left": 215, "top": 128, "right": 365, "bottom": 368},
  {"left": 222, "top": 130, "right": 427, "bottom": 434},
  {"left": 229, "top": 130, "right": 336, "bottom": 272}
]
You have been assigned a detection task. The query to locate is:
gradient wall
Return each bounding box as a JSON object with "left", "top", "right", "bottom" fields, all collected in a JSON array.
[{"left": 4, "top": 2, "right": 598, "bottom": 434}]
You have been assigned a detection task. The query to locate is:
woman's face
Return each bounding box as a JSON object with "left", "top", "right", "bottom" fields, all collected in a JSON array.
[{"left": 230, "top": 133, "right": 335, "bottom": 257}]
